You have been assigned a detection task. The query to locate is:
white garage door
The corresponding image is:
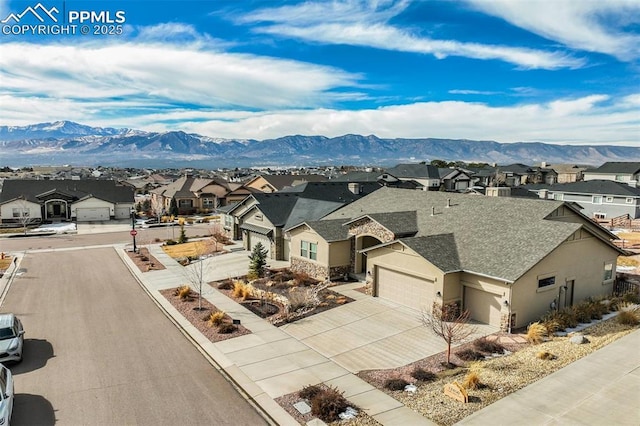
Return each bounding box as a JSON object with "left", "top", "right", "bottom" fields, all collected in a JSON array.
[
  {"left": 464, "top": 287, "right": 502, "bottom": 326},
  {"left": 249, "top": 233, "right": 271, "bottom": 258},
  {"left": 76, "top": 208, "right": 110, "bottom": 222},
  {"left": 376, "top": 267, "right": 433, "bottom": 312},
  {"left": 114, "top": 207, "right": 131, "bottom": 220}
]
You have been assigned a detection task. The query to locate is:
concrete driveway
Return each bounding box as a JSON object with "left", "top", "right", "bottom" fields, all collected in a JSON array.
[{"left": 280, "top": 294, "right": 498, "bottom": 373}]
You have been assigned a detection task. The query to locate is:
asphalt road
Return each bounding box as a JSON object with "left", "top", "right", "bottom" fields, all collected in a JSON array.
[
  {"left": 3, "top": 247, "right": 267, "bottom": 425},
  {"left": 0, "top": 224, "right": 211, "bottom": 252}
]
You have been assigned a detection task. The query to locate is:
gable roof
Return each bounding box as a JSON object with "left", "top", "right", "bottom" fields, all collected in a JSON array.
[
  {"left": 525, "top": 180, "right": 640, "bottom": 197},
  {"left": 249, "top": 174, "right": 327, "bottom": 191},
  {"left": 279, "top": 181, "right": 381, "bottom": 202},
  {"left": 293, "top": 219, "right": 350, "bottom": 242},
  {"left": 0, "top": 179, "right": 134, "bottom": 204},
  {"left": 332, "top": 171, "right": 382, "bottom": 182},
  {"left": 385, "top": 163, "right": 440, "bottom": 179},
  {"left": 323, "top": 187, "right": 619, "bottom": 282},
  {"left": 346, "top": 211, "right": 418, "bottom": 237},
  {"left": 586, "top": 162, "right": 640, "bottom": 175}
]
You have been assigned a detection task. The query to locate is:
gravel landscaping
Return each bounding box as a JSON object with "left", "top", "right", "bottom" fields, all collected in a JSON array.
[
  {"left": 357, "top": 318, "right": 638, "bottom": 426},
  {"left": 159, "top": 287, "right": 251, "bottom": 342}
]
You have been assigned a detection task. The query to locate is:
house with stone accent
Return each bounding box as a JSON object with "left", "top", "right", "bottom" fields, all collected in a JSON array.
[
  {"left": 150, "top": 174, "right": 251, "bottom": 215},
  {"left": 224, "top": 182, "right": 382, "bottom": 260},
  {"left": 286, "top": 187, "right": 625, "bottom": 331}
]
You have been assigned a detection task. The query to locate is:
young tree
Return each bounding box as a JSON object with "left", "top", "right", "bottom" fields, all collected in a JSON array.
[
  {"left": 182, "top": 241, "right": 212, "bottom": 311},
  {"left": 248, "top": 242, "right": 268, "bottom": 279},
  {"left": 15, "top": 197, "right": 34, "bottom": 235},
  {"left": 169, "top": 198, "right": 179, "bottom": 216},
  {"left": 422, "top": 302, "right": 477, "bottom": 366},
  {"left": 178, "top": 223, "right": 188, "bottom": 244},
  {"left": 151, "top": 196, "right": 164, "bottom": 223}
]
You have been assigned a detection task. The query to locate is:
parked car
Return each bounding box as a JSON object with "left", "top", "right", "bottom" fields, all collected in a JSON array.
[
  {"left": 0, "top": 314, "right": 24, "bottom": 364},
  {"left": 0, "top": 364, "right": 14, "bottom": 425}
]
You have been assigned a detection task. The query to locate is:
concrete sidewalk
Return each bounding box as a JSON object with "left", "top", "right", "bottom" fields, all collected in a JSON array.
[
  {"left": 458, "top": 328, "right": 640, "bottom": 426},
  {"left": 118, "top": 244, "right": 434, "bottom": 425}
]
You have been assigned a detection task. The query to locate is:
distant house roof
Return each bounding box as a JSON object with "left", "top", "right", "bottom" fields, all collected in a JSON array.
[
  {"left": 250, "top": 174, "right": 327, "bottom": 191},
  {"left": 384, "top": 163, "right": 440, "bottom": 179},
  {"left": 0, "top": 179, "right": 134, "bottom": 205},
  {"left": 280, "top": 181, "right": 381, "bottom": 203},
  {"left": 332, "top": 171, "right": 381, "bottom": 182},
  {"left": 525, "top": 180, "right": 640, "bottom": 197},
  {"left": 320, "top": 187, "right": 621, "bottom": 282},
  {"left": 585, "top": 162, "right": 640, "bottom": 175},
  {"left": 499, "top": 163, "right": 534, "bottom": 174}
]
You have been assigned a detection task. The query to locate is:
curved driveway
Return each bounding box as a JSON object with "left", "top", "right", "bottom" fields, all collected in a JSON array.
[{"left": 4, "top": 247, "right": 267, "bottom": 425}]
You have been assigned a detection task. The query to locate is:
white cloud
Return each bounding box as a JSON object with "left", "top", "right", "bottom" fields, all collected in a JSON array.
[
  {"left": 0, "top": 42, "right": 359, "bottom": 109},
  {"left": 158, "top": 95, "right": 639, "bottom": 146},
  {"left": 465, "top": 0, "right": 640, "bottom": 61},
  {"left": 2, "top": 91, "right": 637, "bottom": 146},
  {"left": 237, "top": 0, "right": 584, "bottom": 69}
]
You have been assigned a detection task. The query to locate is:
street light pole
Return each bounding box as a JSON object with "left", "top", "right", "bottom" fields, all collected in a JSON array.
[{"left": 131, "top": 208, "right": 137, "bottom": 252}]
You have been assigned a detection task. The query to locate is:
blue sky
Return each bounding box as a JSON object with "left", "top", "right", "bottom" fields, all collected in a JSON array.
[{"left": 0, "top": 0, "right": 638, "bottom": 145}]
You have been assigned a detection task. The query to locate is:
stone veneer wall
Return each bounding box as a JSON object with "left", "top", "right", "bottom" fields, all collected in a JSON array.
[
  {"left": 500, "top": 312, "right": 516, "bottom": 333},
  {"left": 329, "top": 265, "right": 350, "bottom": 280},
  {"left": 290, "top": 257, "right": 329, "bottom": 281},
  {"left": 347, "top": 218, "right": 395, "bottom": 243}
]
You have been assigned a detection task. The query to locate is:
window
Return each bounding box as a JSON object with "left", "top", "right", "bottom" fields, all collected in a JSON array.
[
  {"left": 254, "top": 214, "right": 263, "bottom": 221},
  {"left": 300, "top": 241, "right": 318, "bottom": 260},
  {"left": 202, "top": 198, "right": 214, "bottom": 207},
  {"left": 553, "top": 193, "right": 564, "bottom": 201},
  {"left": 12, "top": 208, "right": 29, "bottom": 218},
  {"left": 178, "top": 199, "right": 193, "bottom": 208},
  {"left": 592, "top": 196, "right": 602, "bottom": 204},
  {"left": 594, "top": 213, "right": 606, "bottom": 219},
  {"left": 538, "top": 276, "right": 555, "bottom": 288},
  {"left": 615, "top": 175, "right": 624, "bottom": 181},
  {"left": 603, "top": 262, "right": 613, "bottom": 282},
  {"left": 627, "top": 197, "right": 634, "bottom": 204},
  {"left": 605, "top": 196, "right": 613, "bottom": 203}
]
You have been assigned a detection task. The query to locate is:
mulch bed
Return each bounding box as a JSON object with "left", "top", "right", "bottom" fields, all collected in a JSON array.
[
  {"left": 160, "top": 288, "right": 251, "bottom": 343},
  {"left": 127, "top": 248, "right": 166, "bottom": 272}
]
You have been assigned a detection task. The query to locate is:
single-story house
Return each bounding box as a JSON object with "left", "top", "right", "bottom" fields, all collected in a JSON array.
[
  {"left": 222, "top": 182, "right": 382, "bottom": 260},
  {"left": 243, "top": 174, "right": 327, "bottom": 193},
  {"left": 287, "top": 187, "right": 625, "bottom": 331},
  {"left": 0, "top": 179, "right": 135, "bottom": 223}
]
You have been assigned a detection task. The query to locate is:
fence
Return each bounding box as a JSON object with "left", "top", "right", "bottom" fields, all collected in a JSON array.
[{"left": 613, "top": 276, "right": 640, "bottom": 296}]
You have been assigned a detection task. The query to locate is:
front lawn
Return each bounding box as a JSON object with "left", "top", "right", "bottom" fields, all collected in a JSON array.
[{"left": 162, "top": 240, "right": 222, "bottom": 260}]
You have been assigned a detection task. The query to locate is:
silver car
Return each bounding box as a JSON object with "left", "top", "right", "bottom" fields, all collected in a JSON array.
[
  {"left": 0, "top": 315, "right": 24, "bottom": 364},
  {"left": 0, "top": 364, "right": 13, "bottom": 425}
]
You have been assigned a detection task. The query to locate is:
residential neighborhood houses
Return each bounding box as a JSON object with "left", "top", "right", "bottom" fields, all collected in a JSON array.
[{"left": 0, "top": 161, "right": 637, "bottom": 328}]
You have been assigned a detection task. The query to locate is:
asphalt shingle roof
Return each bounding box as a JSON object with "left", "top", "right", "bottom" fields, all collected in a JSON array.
[
  {"left": 385, "top": 163, "right": 440, "bottom": 179},
  {"left": 587, "top": 162, "right": 640, "bottom": 175},
  {"left": 0, "top": 179, "right": 134, "bottom": 204},
  {"left": 323, "top": 187, "right": 585, "bottom": 282},
  {"left": 360, "top": 211, "right": 418, "bottom": 236},
  {"left": 301, "top": 219, "right": 350, "bottom": 242},
  {"left": 525, "top": 180, "right": 640, "bottom": 197}
]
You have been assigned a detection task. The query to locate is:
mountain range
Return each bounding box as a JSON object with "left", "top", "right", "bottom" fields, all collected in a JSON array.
[{"left": 1, "top": 121, "right": 638, "bottom": 168}]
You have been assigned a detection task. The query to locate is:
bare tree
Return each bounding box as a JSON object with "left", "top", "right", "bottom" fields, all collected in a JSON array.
[
  {"left": 422, "top": 302, "right": 477, "bottom": 366},
  {"left": 14, "top": 197, "right": 34, "bottom": 235},
  {"left": 151, "top": 196, "right": 164, "bottom": 223},
  {"left": 182, "top": 239, "right": 215, "bottom": 311}
]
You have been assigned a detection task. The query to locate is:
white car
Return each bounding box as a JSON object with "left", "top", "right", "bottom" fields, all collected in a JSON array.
[
  {"left": 0, "top": 364, "right": 14, "bottom": 425},
  {"left": 0, "top": 314, "right": 24, "bottom": 364}
]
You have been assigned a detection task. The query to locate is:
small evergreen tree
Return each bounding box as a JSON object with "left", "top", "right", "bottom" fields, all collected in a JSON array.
[
  {"left": 178, "top": 223, "right": 188, "bottom": 244},
  {"left": 169, "top": 198, "right": 179, "bottom": 216},
  {"left": 248, "top": 242, "right": 268, "bottom": 278}
]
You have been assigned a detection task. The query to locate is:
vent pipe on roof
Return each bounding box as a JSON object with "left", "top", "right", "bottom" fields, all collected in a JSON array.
[
  {"left": 431, "top": 206, "right": 435, "bottom": 216},
  {"left": 446, "top": 198, "right": 451, "bottom": 208}
]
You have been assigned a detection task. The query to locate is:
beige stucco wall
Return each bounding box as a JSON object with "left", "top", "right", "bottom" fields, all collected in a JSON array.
[
  {"left": 0, "top": 199, "right": 42, "bottom": 222},
  {"left": 510, "top": 231, "right": 619, "bottom": 328},
  {"left": 366, "top": 242, "right": 444, "bottom": 299},
  {"left": 329, "top": 240, "right": 351, "bottom": 267}
]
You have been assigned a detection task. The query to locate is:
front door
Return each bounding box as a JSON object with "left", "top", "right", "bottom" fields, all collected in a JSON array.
[{"left": 561, "top": 280, "right": 574, "bottom": 308}]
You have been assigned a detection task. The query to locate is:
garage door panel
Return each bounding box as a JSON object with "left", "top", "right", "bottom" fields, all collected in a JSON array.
[
  {"left": 76, "top": 208, "right": 110, "bottom": 222},
  {"left": 376, "top": 267, "right": 433, "bottom": 312},
  {"left": 464, "top": 287, "right": 501, "bottom": 326},
  {"left": 249, "top": 233, "right": 271, "bottom": 258}
]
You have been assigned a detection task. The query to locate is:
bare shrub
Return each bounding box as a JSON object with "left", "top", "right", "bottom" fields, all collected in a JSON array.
[
  {"left": 473, "top": 338, "right": 505, "bottom": 353},
  {"left": 384, "top": 378, "right": 409, "bottom": 391},
  {"left": 310, "top": 386, "right": 350, "bottom": 423},
  {"left": 207, "top": 311, "right": 226, "bottom": 327},
  {"left": 411, "top": 368, "right": 436, "bottom": 382}
]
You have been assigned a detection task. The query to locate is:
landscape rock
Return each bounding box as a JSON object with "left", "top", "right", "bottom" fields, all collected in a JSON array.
[{"left": 569, "top": 334, "right": 589, "bottom": 344}]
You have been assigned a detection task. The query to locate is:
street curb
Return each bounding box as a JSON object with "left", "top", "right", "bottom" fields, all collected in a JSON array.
[
  {"left": 114, "top": 246, "right": 294, "bottom": 426},
  {"left": 0, "top": 253, "right": 22, "bottom": 307}
]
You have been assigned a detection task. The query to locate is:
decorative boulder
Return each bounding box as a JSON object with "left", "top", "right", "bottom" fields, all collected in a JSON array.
[{"left": 569, "top": 334, "right": 589, "bottom": 344}]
